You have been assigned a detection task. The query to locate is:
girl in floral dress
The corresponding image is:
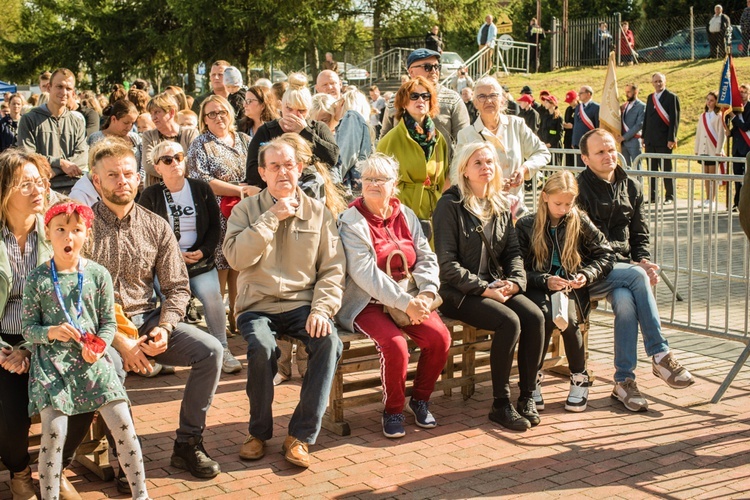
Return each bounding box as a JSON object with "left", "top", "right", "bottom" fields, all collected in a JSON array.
[{"left": 22, "top": 202, "right": 150, "bottom": 500}]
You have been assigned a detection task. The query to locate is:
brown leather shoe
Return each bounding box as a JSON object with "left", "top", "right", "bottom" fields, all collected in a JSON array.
[
  {"left": 282, "top": 435, "right": 309, "bottom": 468},
  {"left": 10, "top": 466, "right": 37, "bottom": 500},
  {"left": 59, "top": 475, "right": 82, "bottom": 500},
  {"left": 239, "top": 435, "right": 265, "bottom": 460}
]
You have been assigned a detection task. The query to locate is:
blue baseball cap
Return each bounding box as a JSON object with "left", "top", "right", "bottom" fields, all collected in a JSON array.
[{"left": 407, "top": 49, "right": 442, "bottom": 68}]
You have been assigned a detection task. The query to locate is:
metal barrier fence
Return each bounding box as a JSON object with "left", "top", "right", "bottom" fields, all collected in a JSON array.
[{"left": 536, "top": 149, "right": 749, "bottom": 402}]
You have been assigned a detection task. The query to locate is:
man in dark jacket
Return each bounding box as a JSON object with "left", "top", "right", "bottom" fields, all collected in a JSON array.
[
  {"left": 425, "top": 26, "right": 444, "bottom": 53},
  {"left": 517, "top": 94, "right": 540, "bottom": 134},
  {"left": 642, "top": 72, "right": 680, "bottom": 204},
  {"left": 728, "top": 83, "right": 750, "bottom": 210},
  {"left": 571, "top": 86, "right": 599, "bottom": 148},
  {"left": 576, "top": 128, "right": 694, "bottom": 413}
]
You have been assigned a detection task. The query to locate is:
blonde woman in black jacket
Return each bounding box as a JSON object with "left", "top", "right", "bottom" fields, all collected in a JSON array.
[
  {"left": 433, "top": 142, "right": 545, "bottom": 431},
  {"left": 516, "top": 171, "right": 614, "bottom": 413}
]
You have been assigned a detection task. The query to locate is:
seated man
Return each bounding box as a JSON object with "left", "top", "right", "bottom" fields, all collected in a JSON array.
[
  {"left": 223, "top": 138, "right": 345, "bottom": 468},
  {"left": 576, "top": 128, "right": 694, "bottom": 412},
  {"left": 87, "top": 139, "right": 223, "bottom": 480}
]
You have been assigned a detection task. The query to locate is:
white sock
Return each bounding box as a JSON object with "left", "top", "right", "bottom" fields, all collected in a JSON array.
[{"left": 653, "top": 350, "right": 670, "bottom": 364}]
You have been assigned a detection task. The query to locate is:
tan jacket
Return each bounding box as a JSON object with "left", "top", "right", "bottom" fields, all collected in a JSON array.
[{"left": 223, "top": 187, "right": 345, "bottom": 318}]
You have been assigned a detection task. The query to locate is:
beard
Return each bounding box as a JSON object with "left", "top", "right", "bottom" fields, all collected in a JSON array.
[{"left": 100, "top": 185, "right": 136, "bottom": 205}]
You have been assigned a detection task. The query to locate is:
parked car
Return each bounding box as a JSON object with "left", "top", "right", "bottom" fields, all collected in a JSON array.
[
  {"left": 440, "top": 51, "right": 465, "bottom": 75},
  {"left": 638, "top": 26, "right": 743, "bottom": 62},
  {"left": 338, "top": 63, "right": 369, "bottom": 83},
  {"left": 250, "top": 68, "right": 288, "bottom": 83}
]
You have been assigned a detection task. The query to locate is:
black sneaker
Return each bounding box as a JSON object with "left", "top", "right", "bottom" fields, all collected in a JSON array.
[
  {"left": 516, "top": 397, "right": 541, "bottom": 427},
  {"left": 489, "top": 400, "right": 531, "bottom": 431},
  {"left": 382, "top": 412, "right": 406, "bottom": 438},
  {"left": 115, "top": 467, "right": 131, "bottom": 495},
  {"left": 186, "top": 297, "right": 202, "bottom": 324},
  {"left": 170, "top": 436, "right": 221, "bottom": 478}
]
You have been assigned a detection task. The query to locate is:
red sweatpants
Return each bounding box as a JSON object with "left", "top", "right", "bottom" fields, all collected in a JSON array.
[{"left": 354, "top": 303, "right": 451, "bottom": 414}]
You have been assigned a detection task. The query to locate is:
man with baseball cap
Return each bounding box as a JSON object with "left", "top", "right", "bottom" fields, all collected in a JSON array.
[
  {"left": 380, "top": 48, "right": 470, "bottom": 160},
  {"left": 563, "top": 90, "right": 578, "bottom": 166}
]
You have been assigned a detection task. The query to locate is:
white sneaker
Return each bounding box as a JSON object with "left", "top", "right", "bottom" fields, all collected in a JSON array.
[
  {"left": 652, "top": 352, "right": 695, "bottom": 389},
  {"left": 565, "top": 371, "right": 591, "bottom": 412},
  {"left": 532, "top": 371, "right": 545, "bottom": 411},
  {"left": 273, "top": 372, "right": 289, "bottom": 386},
  {"left": 222, "top": 349, "right": 242, "bottom": 374}
]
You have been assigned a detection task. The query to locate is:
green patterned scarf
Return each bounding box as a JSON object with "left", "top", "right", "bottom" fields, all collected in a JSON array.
[{"left": 403, "top": 112, "right": 437, "bottom": 161}]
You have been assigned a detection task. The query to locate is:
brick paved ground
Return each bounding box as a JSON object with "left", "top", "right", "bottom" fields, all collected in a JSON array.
[{"left": 2, "top": 312, "right": 750, "bottom": 499}]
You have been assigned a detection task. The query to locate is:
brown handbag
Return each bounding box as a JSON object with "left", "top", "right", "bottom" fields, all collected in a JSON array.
[{"left": 382, "top": 249, "right": 442, "bottom": 327}]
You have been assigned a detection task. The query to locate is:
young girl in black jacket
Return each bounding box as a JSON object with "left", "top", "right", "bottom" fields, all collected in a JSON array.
[
  {"left": 516, "top": 171, "right": 614, "bottom": 412},
  {"left": 433, "top": 142, "right": 545, "bottom": 431}
]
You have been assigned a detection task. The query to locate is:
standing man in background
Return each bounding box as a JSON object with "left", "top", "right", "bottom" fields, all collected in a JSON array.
[
  {"left": 477, "top": 15, "right": 497, "bottom": 74},
  {"left": 642, "top": 72, "right": 680, "bottom": 204},
  {"left": 619, "top": 83, "right": 645, "bottom": 167},
  {"left": 425, "top": 26, "right": 444, "bottom": 53},
  {"left": 728, "top": 84, "right": 750, "bottom": 211}
]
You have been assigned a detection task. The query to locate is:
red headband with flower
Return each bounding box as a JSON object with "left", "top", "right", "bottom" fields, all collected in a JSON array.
[{"left": 44, "top": 202, "right": 95, "bottom": 229}]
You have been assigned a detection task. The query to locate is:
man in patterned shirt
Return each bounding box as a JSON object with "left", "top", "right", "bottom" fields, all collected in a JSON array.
[{"left": 86, "top": 138, "right": 223, "bottom": 481}]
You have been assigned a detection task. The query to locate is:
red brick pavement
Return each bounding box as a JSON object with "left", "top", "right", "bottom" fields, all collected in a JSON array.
[{"left": 3, "top": 314, "right": 750, "bottom": 499}]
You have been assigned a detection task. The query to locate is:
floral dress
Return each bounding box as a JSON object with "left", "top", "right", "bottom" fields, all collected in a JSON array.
[
  {"left": 22, "top": 260, "right": 127, "bottom": 416},
  {"left": 186, "top": 130, "right": 251, "bottom": 270}
]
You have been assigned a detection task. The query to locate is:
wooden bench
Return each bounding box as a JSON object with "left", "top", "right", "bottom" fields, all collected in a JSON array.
[
  {"left": 0, "top": 415, "right": 114, "bottom": 481},
  {"left": 322, "top": 317, "right": 588, "bottom": 436}
]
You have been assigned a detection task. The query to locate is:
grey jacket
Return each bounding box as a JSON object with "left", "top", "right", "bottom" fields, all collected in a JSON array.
[
  {"left": 16, "top": 105, "right": 88, "bottom": 190},
  {"left": 621, "top": 98, "right": 646, "bottom": 145},
  {"left": 335, "top": 203, "right": 440, "bottom": 332}
]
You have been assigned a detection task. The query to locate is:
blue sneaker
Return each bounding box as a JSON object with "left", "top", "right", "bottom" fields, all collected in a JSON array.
[
  {"left": 407, "top": 398, "right": 437, "bottom": 428},
  {"left": 382, "top": 412, "right": 406, "bottom": 438}
]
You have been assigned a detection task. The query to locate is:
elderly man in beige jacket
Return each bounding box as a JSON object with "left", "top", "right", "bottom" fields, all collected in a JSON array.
[{"left": 223, "top": 137, "right": 345, "bottom": 469}]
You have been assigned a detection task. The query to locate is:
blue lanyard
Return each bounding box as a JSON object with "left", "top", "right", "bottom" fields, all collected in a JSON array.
[{"left": 50, "top": 258, "right": 85, "bottom": 334}]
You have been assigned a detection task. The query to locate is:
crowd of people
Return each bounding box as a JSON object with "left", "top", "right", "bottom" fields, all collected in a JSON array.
[{"left": 0, "top": 47, "right": 732, "bottom": 500}]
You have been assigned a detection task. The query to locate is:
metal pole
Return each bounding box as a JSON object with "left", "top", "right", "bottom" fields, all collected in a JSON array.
[{"left": 691, "top": 6, "right": 695, "bottom": 61}]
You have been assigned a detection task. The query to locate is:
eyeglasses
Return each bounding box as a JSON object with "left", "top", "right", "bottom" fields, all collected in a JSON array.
[
  {"left": 158, "top": 153, "right": 185, "bottom": 165},
  {"left": 262, "top": 162, "right": 297, "bottom": 173},
  {"left": 476, "top": 93, "right": 501, "bottom": 103},
  {"left": 409, "top": 92, "right": 431, "bottom": 101},
  {"left": 15, "top": 178, "right": 49, "bottom": 196},
  {"left": 244, "top": 98, "right": 259, "bottom": 104},
  {"left": 205, "top": 109, "right": 229, "bottom": 120},
  {"left": 413, "top": 63, "right": 441, "bottom": 72},
  {"left": 362, "top": 177, "right": 393, "bottom": 186}
]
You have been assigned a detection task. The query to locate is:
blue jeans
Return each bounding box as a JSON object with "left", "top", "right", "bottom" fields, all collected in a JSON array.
[
  {"left": 588, "top": 263, "right": 669, "bottom": 382},
  {"left": 107, "top": 315, "right": 223, "bottom": 442},
  {"left": 237, "top": 306, "right": 342, "bottom": 444},
  {"left": 190, "top": 269, "right": 228, "bottom": 348}
]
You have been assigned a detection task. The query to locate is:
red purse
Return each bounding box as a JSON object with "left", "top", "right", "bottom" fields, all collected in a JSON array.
[{"left": 220, "top": 196, "right": 241, "bottom": 219}]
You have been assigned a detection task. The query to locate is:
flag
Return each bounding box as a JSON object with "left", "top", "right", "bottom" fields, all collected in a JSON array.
[
  {"left": 600, "top": 51, "right": 621, "bottom": 143},
  {"left": 718, "top": 54, "right": 743, "bottom": 112}
]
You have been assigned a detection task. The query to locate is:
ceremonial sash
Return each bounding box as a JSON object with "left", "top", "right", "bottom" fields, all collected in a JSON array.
[
  {"left": 702, "top": 113, "right": 718, "bottom": 149},
  {"left": 652, "top": 94, "right": 670, "bottom": 126},
  {"left": 737, "top": 114, "right": 750, "bottom": 148},
  {"left": 578, "top": 104, "right": 595, "bottom": 130},
  {"left": 622, "top": 102, "right": 641, "bottom": 139}
]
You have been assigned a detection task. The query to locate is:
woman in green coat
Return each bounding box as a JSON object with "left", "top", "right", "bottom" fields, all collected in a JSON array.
[{"left": 377, "top": 76, "right": 448, "bottom": 230}]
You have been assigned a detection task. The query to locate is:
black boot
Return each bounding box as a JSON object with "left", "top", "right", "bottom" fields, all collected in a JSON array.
[
  {"left": 517, "top": 396, "right": 541, "bottom": 427},
  {"left": 489, "top": 399, "right": 531, "bottom": 431},
  {"left": 170, "top": 436, "right": 221, "bottom": 478}
]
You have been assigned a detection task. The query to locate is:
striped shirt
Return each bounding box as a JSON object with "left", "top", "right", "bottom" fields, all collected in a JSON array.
[{"left": 0, "top": 225, "right": 38, "bottom": 343}]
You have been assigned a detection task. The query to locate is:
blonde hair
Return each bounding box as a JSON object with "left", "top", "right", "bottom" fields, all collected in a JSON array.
[
  {"left": 531, "top": 170, "right": 582, "bottom": 274},
  {"left": 198, "top": 95, "right": 236, "bottom": 134},
  {"left": 276, "top": 133, "right": 347, "bottom": 215},
  {"left": 147, "top": 91, "right": 178, "bottom": 115},
  {"left": 450, "top": 142, "right": 509, "bottom": 221},
  {"left": 282, "top": 73, "right": 313, "bottom": 113}
]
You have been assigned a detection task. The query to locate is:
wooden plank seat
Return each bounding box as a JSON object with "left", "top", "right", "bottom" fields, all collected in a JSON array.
[
  {"left": 0, "top": 414, "right": 114, "bottom": 481},
  {"left": 322, "top": 315, "right": 588, "bottom": 436}
]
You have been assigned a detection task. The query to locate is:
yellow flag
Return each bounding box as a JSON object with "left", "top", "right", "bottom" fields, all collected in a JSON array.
[{"left": 600, "top": 51, "right": 621, "bottom": 145}]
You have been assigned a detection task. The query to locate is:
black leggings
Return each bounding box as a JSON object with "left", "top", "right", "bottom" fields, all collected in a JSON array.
[
  {"left": 440, "top": 293, "right": 545, "bottom": 399},
  {"left": 524, "top": 288, "right": 587, "bottom": 374},
  {"left": 0, "top": 367, "right": 94, "bottom": 474}
]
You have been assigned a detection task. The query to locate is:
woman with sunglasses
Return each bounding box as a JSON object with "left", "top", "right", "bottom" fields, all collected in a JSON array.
[
  {"left": 187, "top": 95, "right": 253, "bottom": 348},
  {"left": 238, "top": 85, "right": 279, "bottom": 139},
  {"left": 139, "top": 141, "right": 239, "bottom": 374},
  {"left": 376, "top": 76, "right": 448, "bottom": 229},
  {"left": 457, "top": 77, "right": 550, "bottom": 217},
  {"left": 0, "top": 150, "right": 91, "bottom": 498}
]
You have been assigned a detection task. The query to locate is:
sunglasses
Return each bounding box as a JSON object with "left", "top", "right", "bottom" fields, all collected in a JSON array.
[
  {"left": 158, "top": 153, "right": 184, "bottom": 165},
  {"left": 413, "top": 63, "right": 441, "bottom": 72},
  {"left": 409, "top": 92, "right": 431, "bottom": 101}
]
